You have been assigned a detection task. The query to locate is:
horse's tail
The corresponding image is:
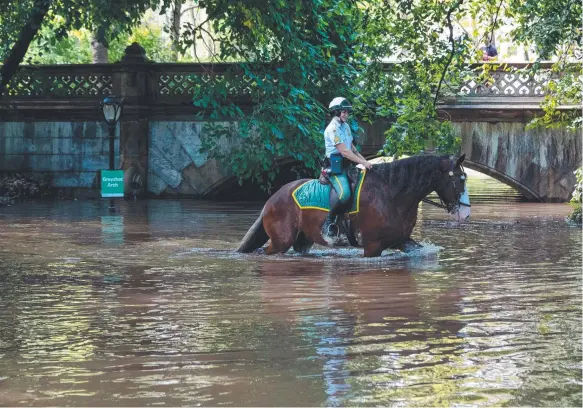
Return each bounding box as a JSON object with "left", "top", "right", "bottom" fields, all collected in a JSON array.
[{"left": 236, "top": 208, "right": 269, "bottom": 253}]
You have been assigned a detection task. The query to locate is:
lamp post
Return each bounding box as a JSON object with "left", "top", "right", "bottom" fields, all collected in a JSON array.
[{"left": 100, "top": 96, "right": 123, "bottom": 212}]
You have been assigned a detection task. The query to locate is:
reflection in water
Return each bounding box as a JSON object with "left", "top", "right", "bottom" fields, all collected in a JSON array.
[
  {"left": 0, "top": 199, "right": 580, "bottom": 406},
  {"left": 101, "top": 215, "right": 124, "bottom": 245},
  {"left": 259, "top": 261, "right": 467, "bottom": 406}
]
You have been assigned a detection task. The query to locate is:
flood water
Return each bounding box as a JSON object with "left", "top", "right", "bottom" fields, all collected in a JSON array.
[{"left": 0, "top": 191, "right": 581, "bottom": 406}]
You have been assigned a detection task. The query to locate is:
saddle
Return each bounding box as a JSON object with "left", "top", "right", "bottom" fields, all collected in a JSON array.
[{"left": 319, "top": 167, "right": 362, "bottom": 247}]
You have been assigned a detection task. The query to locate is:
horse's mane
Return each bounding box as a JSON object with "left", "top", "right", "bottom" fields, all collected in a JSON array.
[{"left": 371, "top": 155, "right": 443, "bottom": 197}]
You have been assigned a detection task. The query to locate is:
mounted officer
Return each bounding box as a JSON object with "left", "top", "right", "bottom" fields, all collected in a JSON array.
[{"left": 322, "top": 97, "right": 373, "bottom": 239}]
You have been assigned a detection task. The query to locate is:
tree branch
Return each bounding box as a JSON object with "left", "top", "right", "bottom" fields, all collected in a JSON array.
[
  {"left": 180, "top": 6, "right": 198, "bottom": 17},
  {"left": 489, "top": 0, "right": 504, "bottom": 44},
  {"left": 0, "top": 0, "right": 52, "bottom": 96},
  {"left": 433, "top": 0, "right": 464, "bottom": 108},
  {"left": 473, "top": 0, "right": 504, "bottom": 54}
]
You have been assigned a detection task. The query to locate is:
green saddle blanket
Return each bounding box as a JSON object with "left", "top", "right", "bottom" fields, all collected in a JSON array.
[{"left": 291, "top": 170, "right": 367, "bottom": 214}]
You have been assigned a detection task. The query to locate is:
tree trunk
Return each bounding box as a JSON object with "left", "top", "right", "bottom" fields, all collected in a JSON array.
[
  {"left": 0, "top": 0, "right": 52, "bottom": 96},
  {"left": 91, "top": 29, "right": 109, "bottom": 63},
  {"left": 170, "top": 0, "right": 182, "bottom": 61}
]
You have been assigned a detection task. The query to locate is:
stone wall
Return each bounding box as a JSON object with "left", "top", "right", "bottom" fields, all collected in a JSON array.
[
  {"left": 0, "top": 121, "right": 118, "bottom": 192},
  {"left": 148, "top": 121, "right": 231, "bottom": 196}
]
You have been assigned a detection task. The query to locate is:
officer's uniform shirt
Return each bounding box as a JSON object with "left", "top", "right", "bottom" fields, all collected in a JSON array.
[{"left": 324, "top": 117, "right": 353, "bottom": 158}]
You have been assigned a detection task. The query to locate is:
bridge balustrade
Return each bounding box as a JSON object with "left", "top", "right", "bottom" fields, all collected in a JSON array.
[{"left": 1, "top": 61, "right": 564, "bottom": 110}]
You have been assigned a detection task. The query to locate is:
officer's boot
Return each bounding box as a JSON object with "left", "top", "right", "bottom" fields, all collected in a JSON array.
[{"left": 321, "top": 200, "right": 345, "bottom": 239}]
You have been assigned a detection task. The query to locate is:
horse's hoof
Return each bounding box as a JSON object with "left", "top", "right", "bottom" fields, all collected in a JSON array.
[
  {"left": 252, "top": 247, "right": 266, "bottom": 255},
  {"left": 334, "top": 235, "right": 350, "bottom": 247}
]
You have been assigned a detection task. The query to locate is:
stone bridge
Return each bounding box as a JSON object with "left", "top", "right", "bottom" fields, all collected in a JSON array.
[
  {"left": 357, "top": 102, "right": 581, "bottom": 202},
  {"left": 0, "top": 51, "right": 580, "bottom": 202}
]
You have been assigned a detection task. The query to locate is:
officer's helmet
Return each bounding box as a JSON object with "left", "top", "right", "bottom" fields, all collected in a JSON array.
[{"left": 328, "top": 97, "right": 352, "bottom": 114}]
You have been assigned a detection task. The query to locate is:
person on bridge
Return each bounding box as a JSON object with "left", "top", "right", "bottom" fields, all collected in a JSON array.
[
  {"left": 481, "top": 42, "right": 498, "bottom": 61},
  {"left": 322, "top": 97, "right": 373, "bottom": 240}
]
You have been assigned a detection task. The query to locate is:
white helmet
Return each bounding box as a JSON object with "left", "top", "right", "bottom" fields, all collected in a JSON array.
[{"left": 328, "top": 97, "right": 352, "bottom": 112}]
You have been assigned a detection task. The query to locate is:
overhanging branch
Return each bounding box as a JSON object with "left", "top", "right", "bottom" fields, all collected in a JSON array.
[
  {"left": 433, "top": 0, "right": 464, "bottom": 108},
  {"left": 0, "top": 0, "right": 52, "bottom": 97}
]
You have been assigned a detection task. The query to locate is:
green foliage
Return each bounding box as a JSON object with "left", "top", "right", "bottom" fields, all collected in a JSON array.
[
  {"left": 571, "top": 168, "right": 583, "bottom": 204},
  {"left": 190, "top": 0, "right": 362, "bottom": 186},
  {"left": 1, "top": 0, "right": 580, "bottom": 186},
  {"left": 505, "top": 0, "right": 580, "bottom": 60},
  {"left": 503, "top": 0, "right": 581, "bottom": 129},
  {"left": 25, "top": 26, "right": 93, "bottom": 64},
  {"left": 190, "top": 0, "right": 474, "bottom": 185},
  {"left": 566, "top": 168, "right": 582, "bottom": 224},
  {"left": 528, "top": 61, "right": 582, "bottom": 130},
  {"left": 354, "top": 0, "right": 473, "bottom": 157},
  {"left": 567, "top": 204, "right": 582, "bottom": 225},
  {"left": 0, "top": 0, "right": 34, "bottom": 60},
  {"left": 0, "top": 0, "right": 173, "bottom": 62},
  {"left": 25, "top": 24, "right": 176, "bottom": 64}
]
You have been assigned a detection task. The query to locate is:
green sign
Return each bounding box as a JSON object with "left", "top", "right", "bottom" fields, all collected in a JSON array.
[{"left": 101, "top": 170, "right": 124, "bottom": 198}]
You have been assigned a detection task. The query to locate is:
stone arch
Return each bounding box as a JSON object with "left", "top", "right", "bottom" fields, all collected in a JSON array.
[
  {"left": 200, "top": 158, "right": 314, "bottom": 199},
  {"left": 457, "top": 121, "right": 581, "bottom": 202},
  {"left": 463, "top": 160, "right": 542, "bottom": 202}
]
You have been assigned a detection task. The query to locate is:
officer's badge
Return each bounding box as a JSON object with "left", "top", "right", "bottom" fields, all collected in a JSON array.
[{"left": 333, "top": 130, "right": 341, "bottom": 144}]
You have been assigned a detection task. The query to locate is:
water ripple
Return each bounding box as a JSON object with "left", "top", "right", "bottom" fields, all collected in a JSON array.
[{"left": 0, "top": 200, "right": 580, "bottom": 406}]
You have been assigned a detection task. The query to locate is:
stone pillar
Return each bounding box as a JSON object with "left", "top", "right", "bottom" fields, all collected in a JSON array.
[{"left": 113, "top": 42, "right": 153, "bottom": 198}]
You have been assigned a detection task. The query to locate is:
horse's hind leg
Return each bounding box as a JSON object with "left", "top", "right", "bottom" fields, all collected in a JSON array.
[
  {"left": 263, "top": 219, "right": 297, "bottom": 255},
  {"left": 264, "top": 236, "right": 295, "bottom": 254},
  {"left": 293, "top": 232, "right": 313, "bottom": 254}
]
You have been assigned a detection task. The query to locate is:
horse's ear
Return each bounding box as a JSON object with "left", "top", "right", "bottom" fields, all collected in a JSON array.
[{"left": 457, "top": 154, "right": 466, "bottom": 166}]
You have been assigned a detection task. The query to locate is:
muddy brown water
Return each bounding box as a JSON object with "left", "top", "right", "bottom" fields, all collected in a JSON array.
[{"left": 0, "top": 195, "right": 580, "bottom": 406}]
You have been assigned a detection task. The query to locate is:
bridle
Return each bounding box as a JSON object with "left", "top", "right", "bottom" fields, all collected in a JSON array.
[{"left": 422, "top": 156, "right": 471, "bottom": 213}]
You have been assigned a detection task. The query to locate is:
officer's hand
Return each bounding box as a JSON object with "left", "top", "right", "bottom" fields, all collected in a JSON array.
[{"left": 363, "top": 161, "right": 373, "bottom": 170}]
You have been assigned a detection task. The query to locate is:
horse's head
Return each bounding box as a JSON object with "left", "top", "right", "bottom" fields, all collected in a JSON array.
[{"left": 434, "top": 154, "right": 471, "bottom": 222}]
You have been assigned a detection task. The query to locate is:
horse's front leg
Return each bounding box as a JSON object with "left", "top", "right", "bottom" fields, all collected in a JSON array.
[
  {"left": 396, "top": 238, "right": 422, "bottom": 253},
  {"left": 363, "top": 241, "right": 385, "bottom": 257}
]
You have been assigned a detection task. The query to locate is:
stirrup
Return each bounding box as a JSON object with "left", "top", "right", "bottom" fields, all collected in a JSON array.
[{"left": 325, "top": 222, "right": 339, "bottom": 237}]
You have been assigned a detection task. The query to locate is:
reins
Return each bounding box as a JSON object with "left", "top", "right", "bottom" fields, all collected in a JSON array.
[
  {"left": 422, "top": 197, "right": 448, "bottom": 209},
  {"left": 421, "top": 157, "right": 471, "bottom": 211}
]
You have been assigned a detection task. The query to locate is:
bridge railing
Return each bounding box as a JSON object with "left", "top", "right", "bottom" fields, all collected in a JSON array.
[
  {"left": 3, "top": 64, "right": 116, "bottom": 100},
  {"left": 459, "top": 62, "right": 553, "bottom": 97},
  {"left": 1, "top": 58, "right": 572, "bottom": 116}
]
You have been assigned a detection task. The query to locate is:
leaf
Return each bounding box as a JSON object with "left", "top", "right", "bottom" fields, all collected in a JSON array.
[{"left": 271, "top": 125, "right": 284, "bottom": 140}]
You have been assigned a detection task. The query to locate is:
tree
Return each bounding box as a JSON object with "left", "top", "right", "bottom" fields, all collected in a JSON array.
[
  {"left": 1, "top": 0, "right": 579, "bottom": 185},
  {"left": 0, "top": 0, "right": 171, "bottom": 95},
  {"left": 353, "top": 0, "right": 472, "bottom": 157},
  {"left": 188, "top": 0, "right": 580, "bottom": 186},
  {"left": 188, "top": 0, "right": 474, "bottom": 183},
  {"left": 188, "top": 0, "right": 363, "bottom": 185},
  {"left": 168, "top": 0, "right": 184, "bottom": 61},
  {"left": 91, "top": 27, "right": 109, "bottom": 63},
  {"left": 24, "top": 24, "right": 176, "bottom": 64},
  {"left": 0, "top": 0, "right": 52, "bottom": 95},
  {"left": 507, "top": 0, "right": 582, "bottom": 129}
]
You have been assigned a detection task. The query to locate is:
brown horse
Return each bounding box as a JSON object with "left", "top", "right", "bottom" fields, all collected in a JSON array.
[{"left": 237, "top": 154, "right": 471, "bottom": 257}]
